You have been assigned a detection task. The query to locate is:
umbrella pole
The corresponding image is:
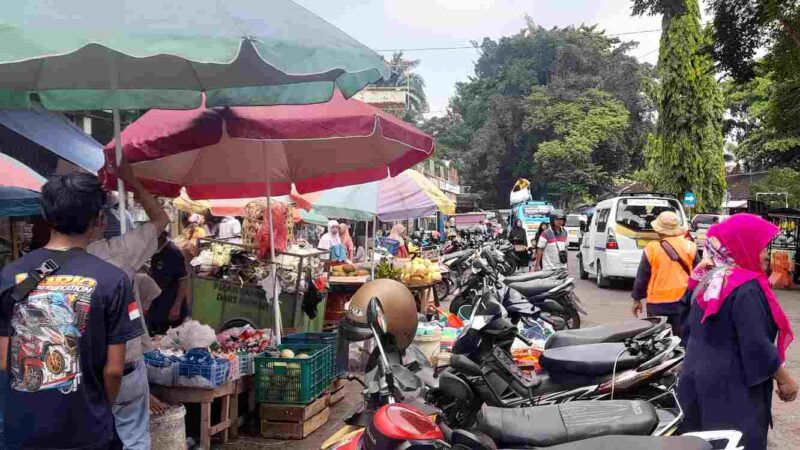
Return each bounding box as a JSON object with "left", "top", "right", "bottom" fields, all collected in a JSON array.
[
  {"left": 266, "top": 169, "right": 281, "bottom": 344},
  {"left": 371, "top": 217, "right": 377, "bottom": 279},
  {"left": 112, "top": 108, "right": 127, "bottom": 234}
]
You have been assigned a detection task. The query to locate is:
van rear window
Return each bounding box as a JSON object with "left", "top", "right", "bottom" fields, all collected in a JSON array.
[{"left": 615, "top": 198, "right": 682, "bottom": 232}]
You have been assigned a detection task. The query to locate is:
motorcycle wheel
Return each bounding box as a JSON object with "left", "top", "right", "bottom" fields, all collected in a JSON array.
[
  {"left": 435, "top": 277, "right": 452, "bottom": 300},
  {"left": 564, "top": 310, "right": 581, "bottom": 329},
  {"left": 45, "top": 349, "right": 66, "bottom": 375}
]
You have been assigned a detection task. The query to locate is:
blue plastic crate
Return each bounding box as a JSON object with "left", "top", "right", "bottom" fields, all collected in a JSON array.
[
  {"left": 284, "top": 332, "right": 344, "bottom": 379},
  {"left": 376, "top": 237, "right": 401, "bottom": 255},
  {"left": 178, "top": 349, "right": 230, "bottom": 389},
  {"left": 144, "top": 351, "right": 179, "bottom": 386}
]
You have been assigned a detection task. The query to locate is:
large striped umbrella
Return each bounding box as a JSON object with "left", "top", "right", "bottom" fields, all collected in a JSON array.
[{"left": 305, "top": 169, "right": 455, "bottom": 221}]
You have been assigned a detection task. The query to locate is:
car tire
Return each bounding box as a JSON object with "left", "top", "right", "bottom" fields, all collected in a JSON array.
[
  {"left": 578, "top": 256, "right": 589, "bottom": 280},
  {"left": 565, "top": 310, "right": 581, "bottom": 329},
  {"left": 596, "top": 261, "right": 611, "bottom": 288}
]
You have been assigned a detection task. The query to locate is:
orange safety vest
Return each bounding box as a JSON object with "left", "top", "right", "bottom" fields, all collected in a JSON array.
[{"left": 644, "top": 236, "right": 697, "bottom": 304}]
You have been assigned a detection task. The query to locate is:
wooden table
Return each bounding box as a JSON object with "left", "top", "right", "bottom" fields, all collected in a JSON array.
[
  {"left": 151, "top": 377, "right": 253, "bottom": 449},
  {"left": 405, "top": 282, "right": 440, "bottom": 312}
]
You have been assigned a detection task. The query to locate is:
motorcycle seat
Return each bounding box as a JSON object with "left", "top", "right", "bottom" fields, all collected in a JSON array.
[
  {"left": 502, "top": 269, "right": 565, "bottom": 285},
  {"left": 534, "top": 435, "right": 713, "bottom": 450},
  {"left": 475, "top": 400, "right": 658, "bottom": 447},
  {"left": 540, "top": 342, "right": 640, "bottom": 375},
  {"left": 545, "top": 319, "right": 655, "bottom": 349},
  {"left": 507, "top": 280, "right": 563, "bottom": 297}
]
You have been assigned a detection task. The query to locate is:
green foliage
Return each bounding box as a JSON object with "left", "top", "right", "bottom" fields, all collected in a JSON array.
[
  {"left": 750, "top": 168, "right": 800, "bottom": 208},
  {"left": 634, "top": 0, "right": 726, "bottom": 212},
  {"left": 525, "top": 88, "right": 630, "bottom": 206},
  {"left": 421, "top": 20, "right": 655, "bottom": 208}
]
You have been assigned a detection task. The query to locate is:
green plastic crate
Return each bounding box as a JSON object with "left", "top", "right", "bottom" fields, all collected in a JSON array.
[
  {"left": 284, "top": 332, "right": 344, "bottom": 381},
  {"left": 255, "top": 344, "right": 330, "bottom": 404}
]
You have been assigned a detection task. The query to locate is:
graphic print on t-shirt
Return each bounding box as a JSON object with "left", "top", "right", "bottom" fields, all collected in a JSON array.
[{"left": 9, "top": 274, "right": 96, "bottom": 394}]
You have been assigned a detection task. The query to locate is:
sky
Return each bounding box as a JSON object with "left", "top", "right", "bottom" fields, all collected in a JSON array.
[{"left": 295, "top": 0, "right": 675, "bottom": 116}]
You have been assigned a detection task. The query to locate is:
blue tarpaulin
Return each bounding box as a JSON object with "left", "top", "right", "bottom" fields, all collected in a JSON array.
[
  {"left": 0, "top": 106, "right": 103, "bottom": 175},
  {"left": 0, "top": 187, "right": 41, "bottom": 217}
]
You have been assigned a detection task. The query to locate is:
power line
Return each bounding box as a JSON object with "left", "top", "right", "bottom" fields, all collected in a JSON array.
[{"left": 375, "top": 28, "right": 662, "bottom": 53}]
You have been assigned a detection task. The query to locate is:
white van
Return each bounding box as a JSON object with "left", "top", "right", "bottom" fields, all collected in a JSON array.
[
  {"left": 577, "top": 194, "right": 688, "bottom": 288},
  {"left": 565, "top": 214, "right": 586, "bottom": 248}
]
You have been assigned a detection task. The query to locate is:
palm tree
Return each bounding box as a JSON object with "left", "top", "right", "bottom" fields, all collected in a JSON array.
[{"left": 374, "top": 52, "right": 429, "bottom": 123}]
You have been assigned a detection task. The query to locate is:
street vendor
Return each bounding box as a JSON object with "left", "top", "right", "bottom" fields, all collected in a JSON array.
[
  {"left": 148, "top": 231, "right": 191, "bottom": 334},
  {"left": 318, "top": 219, "right": 347, "bottom": 262},
  {"left": 340, "top": 222, "right": 356, "bottom": 261}
]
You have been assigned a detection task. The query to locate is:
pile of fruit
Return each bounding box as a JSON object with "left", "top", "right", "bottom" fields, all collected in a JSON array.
[
  {"left": 331, "top": 263, "right": 370, "bottom": 278},
  {"left": 401, "top": 258, "right": 443, "bottom": 285}
]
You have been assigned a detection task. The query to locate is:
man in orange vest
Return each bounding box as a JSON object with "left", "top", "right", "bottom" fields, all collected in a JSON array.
[{"left": 632, "top": 211, "right": 699, "bottom": 337}]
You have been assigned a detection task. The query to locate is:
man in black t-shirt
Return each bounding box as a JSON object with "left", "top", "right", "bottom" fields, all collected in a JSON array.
[
  {"left": 147, "top": 232, "right": 189, "bottom": 335},
  {"left": 0, "top": 173, "right": 143, "bottom": 450}
]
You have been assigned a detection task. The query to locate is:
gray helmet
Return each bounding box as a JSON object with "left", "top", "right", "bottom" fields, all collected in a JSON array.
[{"left": 551, "top": 209, "right": 567, "bottom": 221}]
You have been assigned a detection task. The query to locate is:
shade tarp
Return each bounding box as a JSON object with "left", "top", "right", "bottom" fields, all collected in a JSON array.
[
  {"left": 102, "top": 91, "right": 434, "bottom": 197},
  {"left": 0, "top": 186, "right": 41, "bottom": 217},
  {"left": 0, "top": 107, "right": 104, "bottom": 173},
  {"left": 0, "top": 0, "right": 388, "bottom": 110}
]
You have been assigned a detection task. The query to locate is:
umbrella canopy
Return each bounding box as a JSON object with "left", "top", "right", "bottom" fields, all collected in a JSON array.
[
  {"left": 172, "top": 189, "right": 330, "bottom": 226},
  {"left": 307, "top": 169, "right": 455, "bottom": 221},
  {"left": 0, "top": 1, "right": 388, "bottom": 110},
  {"left": 0, "top": 153, "right": 47, "bottom": 192},
  {"left": 0, "top": 187, "right": 41, "bottom": 217},
  {"left": 103, "top": 91, "right": 434, "bottom": 198}
]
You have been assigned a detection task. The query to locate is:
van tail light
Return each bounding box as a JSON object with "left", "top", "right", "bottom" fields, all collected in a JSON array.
[{"left": 606, "top": 229, "right": 619, "bottom": 250}]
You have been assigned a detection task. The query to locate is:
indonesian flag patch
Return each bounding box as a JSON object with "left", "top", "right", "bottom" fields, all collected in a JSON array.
[{"left": 128, "top": 301, "right": 141, "bottom": 320}]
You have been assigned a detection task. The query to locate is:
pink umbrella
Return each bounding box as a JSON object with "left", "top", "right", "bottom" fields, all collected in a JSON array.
[
  {"left": 0, "top": 153, "right": 47, "bottom": 192},
  {"left": 102, "top": 91, "right": 434, "bottom": 199}
]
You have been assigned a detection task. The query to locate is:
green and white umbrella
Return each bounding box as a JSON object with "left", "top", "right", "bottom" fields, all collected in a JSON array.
[{"left": 0, "top": 0, "right": 387, "bottom": 341}]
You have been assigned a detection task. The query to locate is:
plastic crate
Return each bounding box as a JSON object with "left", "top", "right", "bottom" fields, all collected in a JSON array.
[
  {"left": 178, "top": 349, "right": 230, "bottom": 389},
  {"left": 144, "top": 351, "right": 179, "bottom": 387},
  {"left": 225, "top": 355, "right": 241, "bottom": 381},
  {"left": 376, "top": 237, "right": 400, "bottom": 255},
  {"left": 255, "top": 344, "right": 330, "bottom": 404},
  {"left": 284, "top": 332, "right": 344, "bottom": 379},
  {"left": 238, "top": 352, "right": 255, "bottom": 377}
]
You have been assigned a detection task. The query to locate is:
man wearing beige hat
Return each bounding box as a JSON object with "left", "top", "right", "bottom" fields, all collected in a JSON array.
[{"left": 632, "top": 211, "right": 699, "bottom": 337}]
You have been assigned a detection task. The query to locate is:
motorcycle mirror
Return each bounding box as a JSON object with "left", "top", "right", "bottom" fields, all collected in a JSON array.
[{"left": 366, "top": 297, "right": 387, "bottom": 335}]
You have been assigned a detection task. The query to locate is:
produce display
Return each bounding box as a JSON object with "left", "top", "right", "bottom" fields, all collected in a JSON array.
[
  {"left": 330, "top": 263, "right": 370, "bottom": 278},
  {"left": 375, "top": 260, "right": 402, "bottom": 281},
  {"left": 400, "top": 258, "right": 443, "bottom": 285}
]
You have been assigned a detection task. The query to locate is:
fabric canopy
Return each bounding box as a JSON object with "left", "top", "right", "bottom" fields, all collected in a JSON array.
[
  {"left": 102, "top": 91, "right": 434, "bottom": 198},
  {"left": 0, "top": 107, "right": 104, "bottom": 174},
  {"left": 305, "top": 169, "right": 455, "bottom": 221},
  {"left": 0, "top": 153, "right": 47, "bottom": 192},
  {"left": 0, "top": 186, "right": 41, "bottom": 217},
  {"left": 0, "top": 0, "right": 388, "bottom": 110}
]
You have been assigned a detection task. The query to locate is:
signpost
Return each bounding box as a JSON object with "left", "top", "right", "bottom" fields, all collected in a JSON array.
[{"left": 683, "top": 192, "right": 697, "bottom": 209}]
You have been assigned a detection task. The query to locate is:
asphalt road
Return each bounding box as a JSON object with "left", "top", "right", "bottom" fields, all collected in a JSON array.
[{"left": 224, "top": 249, "right": 800, "bottom": 449}]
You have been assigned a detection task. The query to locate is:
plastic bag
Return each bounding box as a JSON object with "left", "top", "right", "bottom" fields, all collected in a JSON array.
[{"left": 167, "top": 320, "right": 217, "bottom": 351}]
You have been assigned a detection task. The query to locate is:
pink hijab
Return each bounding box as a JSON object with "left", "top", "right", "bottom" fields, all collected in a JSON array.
[{"left": 689, "top": 214, "right": 794, "bottom": 362}]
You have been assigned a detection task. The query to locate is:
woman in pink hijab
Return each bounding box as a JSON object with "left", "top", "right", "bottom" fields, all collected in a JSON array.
[{"left": 679, "top": 214, "right": 796, "bottom": 450}]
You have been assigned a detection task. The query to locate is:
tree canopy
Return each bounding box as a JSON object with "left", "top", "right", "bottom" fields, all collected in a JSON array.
[
  {"left": 632, "top": 0, "right": 726, "bottom": 212},
  {"left": 373, "top": 52, "right": 429, "bottom": 124},
  {"left": 421, "top": 20, "right": 655, "bottom": 208}
]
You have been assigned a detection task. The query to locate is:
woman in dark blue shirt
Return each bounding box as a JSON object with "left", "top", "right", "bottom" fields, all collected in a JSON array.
[{"left": 679, "top": 214, "right": 796, "bottom": 450}]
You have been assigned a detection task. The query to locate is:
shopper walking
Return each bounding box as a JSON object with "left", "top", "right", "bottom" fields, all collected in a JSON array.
[
  {"left": 632, "top": 211, "right": 698, "bottom": 336},
  {"left": 535, "top": 210, "right": 568, "bottom": 271},
  {"left": 508, "top": 219, "right": 531, "bottom": 270},
  {"left": 678, "top": 214, "right": 796, "bottom": 450},
  {"left": 0, "top": 173, "right": 143, "bottom": 450}
]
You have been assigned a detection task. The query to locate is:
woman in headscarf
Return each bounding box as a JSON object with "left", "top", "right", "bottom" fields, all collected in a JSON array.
[
  {"left": 318, "top": 220, "right": 347, "bottom": 262},
  {"left": 339, "top": 223, "right": 355, "bottom": 261},
  {"left": 508, "top": 218, "right": 530, "bottom": 269},
  {"left": 388, "top": 224, "right": 409, "bottom": 258},
  {"left": 678, "top": 214, "right": 796, "bottom": 450}
]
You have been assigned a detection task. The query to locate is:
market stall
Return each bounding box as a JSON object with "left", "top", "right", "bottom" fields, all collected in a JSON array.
[{"left": 767, "top": 208, "right": 800, "bottom": 288}]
